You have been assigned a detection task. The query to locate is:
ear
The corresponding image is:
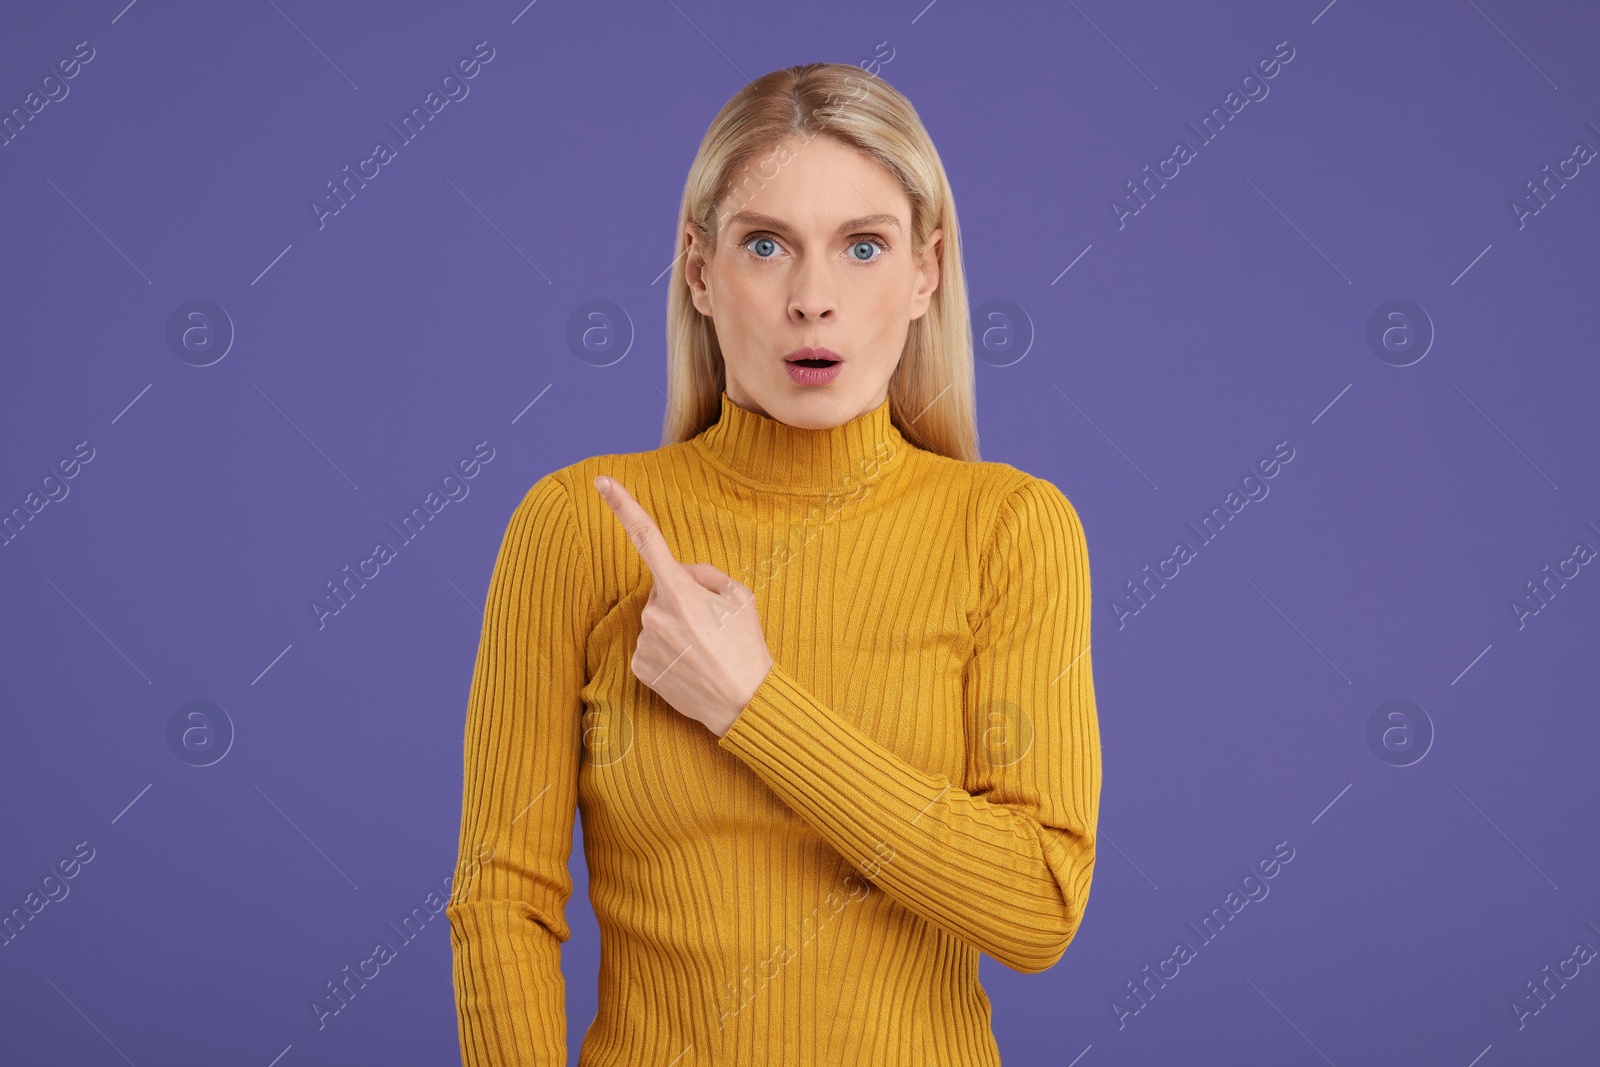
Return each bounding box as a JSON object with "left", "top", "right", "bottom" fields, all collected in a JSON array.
[
  {"left": 909, "top": 226, "right": 942, "bottom": 320},
  {"left": 685, "top": 226, "right": 714, "bottom": 319}
]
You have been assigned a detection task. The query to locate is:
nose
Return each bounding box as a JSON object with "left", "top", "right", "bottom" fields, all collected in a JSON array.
[{"left": 787, "top": 258, "right": 836, "bottom": 322}]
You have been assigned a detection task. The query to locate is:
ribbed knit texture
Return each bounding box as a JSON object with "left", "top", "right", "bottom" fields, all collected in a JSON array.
[{"left": 446, "top": 389, "right": 1100, "bottom": 1066}]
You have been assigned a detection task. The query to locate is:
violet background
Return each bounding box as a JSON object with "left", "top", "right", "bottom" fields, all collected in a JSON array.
[{"left": 2, "top": 1, "right": 1598, "bottom": 1064}]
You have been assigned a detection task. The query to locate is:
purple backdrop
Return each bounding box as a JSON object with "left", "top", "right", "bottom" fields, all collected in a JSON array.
[{"left": 3, "top": 1, "right": 1597, "bottom": 1064}]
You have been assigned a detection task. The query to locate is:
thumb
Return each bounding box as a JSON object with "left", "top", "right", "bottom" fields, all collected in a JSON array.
[
  {"left": 682, "top": 562, "right": 746, "bottom": 598},
  {"left": 682, "top": 562, "right": 757, "bottom": 630}
]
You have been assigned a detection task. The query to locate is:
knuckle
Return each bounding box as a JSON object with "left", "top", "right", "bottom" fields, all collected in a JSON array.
[{"left": 625, "top": 519, "right": 654, "bottom": 549}]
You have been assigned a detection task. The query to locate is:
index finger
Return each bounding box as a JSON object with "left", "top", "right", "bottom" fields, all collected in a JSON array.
[{"left": 593, "top": 475, "right": 685, "bottom": 585}]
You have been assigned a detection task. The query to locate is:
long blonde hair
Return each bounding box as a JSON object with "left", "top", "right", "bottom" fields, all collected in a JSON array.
[{"left": 661, "top": 62, "right": 978, "bottom": 462}]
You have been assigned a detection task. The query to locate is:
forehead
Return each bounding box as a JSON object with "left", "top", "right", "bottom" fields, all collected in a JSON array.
[{"left": 722, "top": 135, "right": 909, "bottom": 234}]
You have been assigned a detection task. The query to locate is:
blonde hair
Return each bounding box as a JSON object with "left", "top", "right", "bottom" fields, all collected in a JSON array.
[{"left": 661, "top": 62, "right": 978, "bottom": 462}]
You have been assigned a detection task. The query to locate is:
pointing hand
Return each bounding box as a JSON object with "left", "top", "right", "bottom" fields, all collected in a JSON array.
[{"left": 593, "top": 475, "right": 774, "bottom": 738}]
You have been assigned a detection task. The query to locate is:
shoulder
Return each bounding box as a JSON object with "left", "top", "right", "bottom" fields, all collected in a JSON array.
[
  {"left": 913, "top": 452, "right": 1086, "bottom": 545},
  {"left": 502, "top": 440, "right": 701, "bottom": 533},
  {"left": 953, "top": 465, "right": 1091, "bottom": 613}
]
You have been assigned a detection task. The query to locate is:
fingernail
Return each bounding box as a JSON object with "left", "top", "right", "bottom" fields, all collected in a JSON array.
[{"left": 594, "top": 475, "right": 610, "bottom": 495}]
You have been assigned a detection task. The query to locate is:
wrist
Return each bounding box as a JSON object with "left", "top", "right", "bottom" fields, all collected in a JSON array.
[{"left": 716, "top": 658, "right": 773, "bottom": 739}]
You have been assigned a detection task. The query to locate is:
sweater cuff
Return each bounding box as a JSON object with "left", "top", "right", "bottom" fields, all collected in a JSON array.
[
  {"left": 719, "top": 659, "right": 862, "bottom": 771},
  {"left": 720, "top": 660, "right": 807, "bottom": 748}
]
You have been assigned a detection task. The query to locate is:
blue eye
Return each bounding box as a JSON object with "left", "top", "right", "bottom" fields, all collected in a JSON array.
[
  {"left": 850, "top": 239, "right": 887, "bottom": 262},
  {"left": 746, "top": 235, "right": 781, "bottom": 259}
]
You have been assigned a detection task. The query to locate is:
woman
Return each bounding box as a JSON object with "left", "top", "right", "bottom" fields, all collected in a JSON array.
[{"left": 446, "top": 62, "right": 1100, "bottom": 1065}]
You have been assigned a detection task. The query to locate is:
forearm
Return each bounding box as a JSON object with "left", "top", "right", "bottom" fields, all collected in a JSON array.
[
  {"left": 447, "top": 900, "right": 568, "bottom": 1064},
  {"left": 717, "top": 659, "right": 1098, "bottom": 974}
]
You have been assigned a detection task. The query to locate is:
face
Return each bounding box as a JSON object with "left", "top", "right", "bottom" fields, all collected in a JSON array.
[{"left": 684, "top": 134, "right": 942, "bottom": 430}]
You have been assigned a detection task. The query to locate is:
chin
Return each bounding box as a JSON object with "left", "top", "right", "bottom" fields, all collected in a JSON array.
[
  {"left": 730, "top": 367, "right": 884, "bottom": 428},
  {"left": 774, "top": 383, "right": 876, "bottom": 426}
]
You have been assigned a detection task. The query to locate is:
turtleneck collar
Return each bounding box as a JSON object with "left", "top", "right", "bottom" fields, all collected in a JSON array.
[{"left": 692, "top": 389, "right": 909, "bottom": 494}]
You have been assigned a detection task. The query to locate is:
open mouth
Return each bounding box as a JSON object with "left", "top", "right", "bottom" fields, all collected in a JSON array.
[
  {"left": 783, "top": 350, "right": 844, "bottom": 384},
  {"left": 784, "top": 346, "right": 843, "bottom": 365}
]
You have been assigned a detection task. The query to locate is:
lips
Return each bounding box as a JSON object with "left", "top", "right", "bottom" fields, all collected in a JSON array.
[
  {"left": 783, "top": 348, "right": 844, "bottom": 386},
  {"left": 784, "top": 346, "right": 842, "bottom": 367}
]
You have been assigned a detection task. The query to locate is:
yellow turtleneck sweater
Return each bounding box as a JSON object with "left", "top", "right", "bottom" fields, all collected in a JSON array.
[{"left": 446, "top": 389, "right": 1100, "bottom": 1065}]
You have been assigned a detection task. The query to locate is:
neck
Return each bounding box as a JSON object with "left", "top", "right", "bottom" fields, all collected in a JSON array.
[{"left": 693, "top": 389, "right": 907, "bottom": 493}]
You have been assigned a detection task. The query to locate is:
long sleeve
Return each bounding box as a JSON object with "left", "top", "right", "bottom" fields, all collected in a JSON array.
[
  {"left": 715, "top": 475, "right": 1100, "bottom": 974},
  {"left": 446, "top": 471, "right": 596, "bottom": 1064}
]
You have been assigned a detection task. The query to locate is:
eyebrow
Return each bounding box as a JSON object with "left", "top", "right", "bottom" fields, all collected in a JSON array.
[{"left": 723, "top": 210, "right": 904, "bottom": 237}]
